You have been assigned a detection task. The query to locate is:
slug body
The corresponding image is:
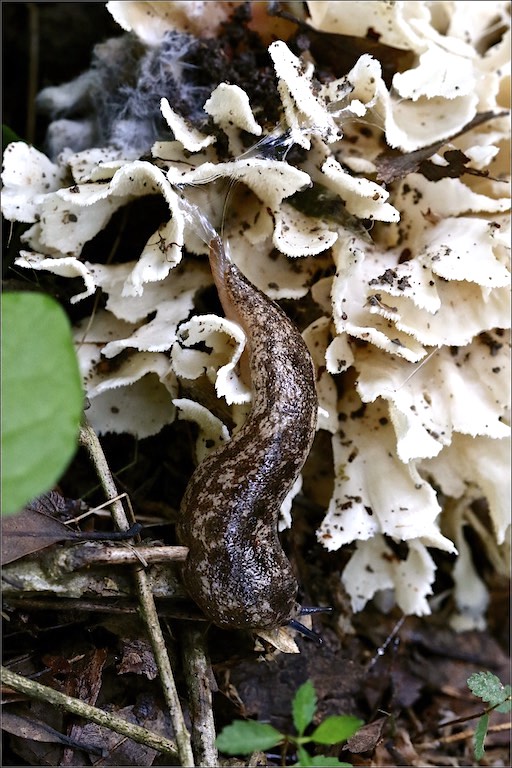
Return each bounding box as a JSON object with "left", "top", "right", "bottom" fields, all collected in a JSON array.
[{"left": 177, "top": 236, "right": 318, "bottom": 630}]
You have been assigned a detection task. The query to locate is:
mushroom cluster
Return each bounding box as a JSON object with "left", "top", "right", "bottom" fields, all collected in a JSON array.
[{"left": 2, "top": 1, "right": 510, "bottom": 627}]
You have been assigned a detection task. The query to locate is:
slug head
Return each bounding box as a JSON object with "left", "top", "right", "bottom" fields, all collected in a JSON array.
[{"left": 181, "top": 533, "right": 300, "bottom": 631}]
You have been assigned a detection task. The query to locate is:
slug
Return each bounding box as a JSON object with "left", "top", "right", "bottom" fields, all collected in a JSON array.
[{"left": 177, "top": 236, "right": 318, "bottom": 631}]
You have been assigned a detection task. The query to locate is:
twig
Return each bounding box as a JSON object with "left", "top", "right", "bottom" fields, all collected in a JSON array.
[
  {"left": 79, "top": 421, "right": 194, "bottom": 766},
  {"left": 366, "top": 615, "right": 406, "bottom": 670},
  {"left": 2, "top": 552, "right": 186, "bottom": 601},
  {"left": 1, "top": 666, "right": 178, "bottom": 758},
  {"left": 78, "top": 423, "right": 135, "bottom": 535},
  {"left": 57, "top": 543, "right": 188, "bottom": 571},
  {"left": 416, "top": 721, "right": 511, "bottom": 749},
  {"left": 135, "top": 567, "right": 195, "bottom": 764},
  {"left": 182, "top": 624, "right": 219, "bottom": 767},
  {"left": 439, "top": 696, "right": 512, "bottom": 729}
]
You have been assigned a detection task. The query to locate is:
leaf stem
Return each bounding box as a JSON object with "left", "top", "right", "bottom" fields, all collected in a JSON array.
[{"left": 439, "top": 696, "right": 512, "bottom": 729}]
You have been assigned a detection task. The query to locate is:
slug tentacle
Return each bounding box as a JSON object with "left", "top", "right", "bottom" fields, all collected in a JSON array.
[{"left": 177, "top": 236, "right": 318, "bottom": 631}]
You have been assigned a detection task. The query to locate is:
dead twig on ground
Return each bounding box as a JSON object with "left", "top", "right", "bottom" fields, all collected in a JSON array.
[
  {"left": 416, "top": 721, "right": 511, "bottom": 750},
  {"left": 1, "top": 666, "right": 179, "bottom": 758},
  {"left": 79, "top": 420, "right": 194, "bottom": 766},
  {"left": 182, "top": 623, "right": 219, "bottom": 766}
]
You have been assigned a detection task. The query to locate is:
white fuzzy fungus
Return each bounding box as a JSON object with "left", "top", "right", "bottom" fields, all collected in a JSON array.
[{"left": 2, "top": 0, "right": 510, "bottom": 624}]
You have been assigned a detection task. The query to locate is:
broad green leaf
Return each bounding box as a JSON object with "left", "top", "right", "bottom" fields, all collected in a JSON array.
[
  {"left": 473, "top": 713, "right": 489, "bottom": 760},
  {"left": 311, "top": 715, "right": 363, "bottom": 745},
  {"left": 296, "top": 747, "right": 353, "bottom": 767},
  {"left": 292, "top": 680, "right": 317, "bottom": 736},
  {"left": 467, "top": 672, "right": 510, "bottom": 707},
  {"left": 2, "top": 293, "right": 83, "bottom": 514},
  {"left": 215, "top": 721, "right": 283, "bottom": 755}
]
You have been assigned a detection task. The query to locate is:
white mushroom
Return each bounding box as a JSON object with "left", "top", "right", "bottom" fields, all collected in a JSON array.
[{"left": 2, "top": 0, "right": 510, "bottom": 623}]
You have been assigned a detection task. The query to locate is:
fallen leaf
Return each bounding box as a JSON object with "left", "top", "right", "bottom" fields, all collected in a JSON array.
[
  {"left": 61, "top": 648, "right": 109, "bottom": 765},
  {"left": 76, "top": 702, "right": 170, "bottom": 766},
  {"left": 345, "top": 716, "right": 387, "bottom": 753},
  {"left": 1, "top": 710, "right": 103, "bottom": 755},
  {"left": 374, "top": 111, "right": 507, "bottom": 183},
  {"left": 0, "top": 494, "right": 81, "bottom": 565},
  {"left": 268, "top": 1, "right": 416, "bottom": 86},
  {"left": 117, "top": 638, "right": 158, "bottom": 680},
  {"left": 418, "top": 148, "right": 492, "bottom": 182}
]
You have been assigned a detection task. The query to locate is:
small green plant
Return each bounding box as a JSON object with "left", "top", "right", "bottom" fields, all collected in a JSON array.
[
  {"left": 467, "top": 671, "right": 511, "bottom": 760},
  {"left": 215, "top": 679, "right": 363, "bottom": 767}
]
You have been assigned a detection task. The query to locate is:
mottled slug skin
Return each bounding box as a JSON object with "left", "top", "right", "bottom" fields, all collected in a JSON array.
[{"left": 177, "top": 237, "right": 318, "bottom": 630}]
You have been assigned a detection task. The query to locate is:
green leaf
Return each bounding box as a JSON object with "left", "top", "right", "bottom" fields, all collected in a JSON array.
[
  {"left": 296, "top": 746, "right": 313, "bottom": 766},
  {"left": 1, "top": 293, "right": 84, "bottom": 515},
  {"left": 293, "top": 680, "right": 317, "bottom": 736},
  {"left": 296, "top": 747, "right": 353, "bottom": 768},
  {"left": 467, "top": 672, "right": 510, "bottom": 708},
  {"left": 473, "top": 713, "right": 489, "bottom": 760},
  {"left": 495, "top": 697, "right": 512, "bottom": 713},
  {"left": 215, "top": 721, "right": 283, "bottom": 755},
  {"left": 307, "top": 757, "right": 353, "bottom": 767},
  {"left": 2, "top": 124, "right": 22, "bottom": 152},
  {"left": 311, "top": 715, "right": 363, "bottom": 745}
]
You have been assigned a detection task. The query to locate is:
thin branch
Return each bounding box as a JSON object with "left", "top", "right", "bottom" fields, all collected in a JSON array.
[
  {"left": 134, "top": 567, "right": 195, "bottom": 765},
  {"left": 439, "top": 696, "right": 512, "bottom": 729},
  {"left": 1, "top": 666, "right": 179, "bottom": 758},
  {"left": 1, "top": 552, "right": 186, "bottom": 601},
  {"left": 182, "top": 623, "right": 219, "bottom": 767},
  {"left": 416, "top": 721, "right": 511, "bottom": 749},
  {"left": 79, "top": 420, "right": 194, "bottom": 767},
  {"left": 78, "top": 423, "right": 135, "bottom": 534},
  {"left": 57, "top": 543, "right": 188, "bottom": 571}
]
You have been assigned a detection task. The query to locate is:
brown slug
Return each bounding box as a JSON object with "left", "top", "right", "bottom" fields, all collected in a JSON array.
[{"left": 177, "top": 235, "right": 318, "bottom": 631}]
